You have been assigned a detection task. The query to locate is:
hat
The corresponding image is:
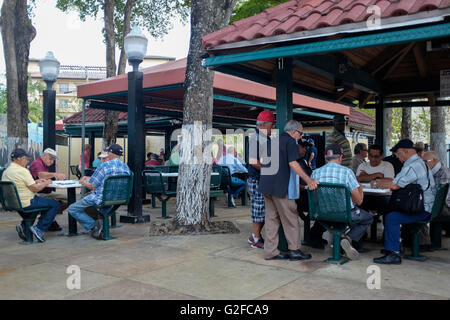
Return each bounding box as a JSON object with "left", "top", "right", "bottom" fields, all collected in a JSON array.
[
  {"left": 98, "top": 152, "right": 108, "bottom": 158},
  {"left": 10, "top": 148, "right": 29, "bottom": 159},
  {"left": 307, "top": 138, "right": 314, "bottom": 145},
  {"left": 325, "top": 144, "right": 344, "bottom": 157},
  {"left": 257, "top": 110, "right": 275, "bottom": 123},
  {"left": 43, "top": 148, "right": 58, "bottom": 159},
  {"left": 106, "top": 144, "right": 123, "bottom": 156},
  {"left": 414, "top": 141, "right": 425, "bottom": 150},
  {"left": 390, "top": 139, "right": 415, "bottom": 152}
]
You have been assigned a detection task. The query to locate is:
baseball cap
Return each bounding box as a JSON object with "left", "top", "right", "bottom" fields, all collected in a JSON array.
[
  {"left": 10, "top": 148, "right": 29, "bottom": 159},
  {"left": 257, "top": 110, "right": 275, "bottom": 123},
  {"left": 307, "top": 138, "right": 314, "bottom": 144},
  {"left": 325, "top": 144, "right": 344, "bottom": 157},
  {"left": 43, "top": 148, "right": 58, "bottom": 159},
  {"left": 106, "top": 144, "right": 123, "bottom": 156},
  {"left": 414, "top": 141, "right": 425, "bottom": 150},
  {"left": 390, "top": 139, "right": 415, "bottom": 152}
]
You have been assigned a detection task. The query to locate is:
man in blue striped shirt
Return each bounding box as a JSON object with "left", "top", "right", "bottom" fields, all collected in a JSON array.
[{"left": 68, "top": 144, "right": 130, "bottom": 239}]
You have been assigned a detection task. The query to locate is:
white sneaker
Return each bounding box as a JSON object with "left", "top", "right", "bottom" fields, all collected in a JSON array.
[
  {"left": 340, "top": 238, "right": 359, "bottom": 260},
  {"left": 230, "top": 196, "right": 236, "bottom": 207}
]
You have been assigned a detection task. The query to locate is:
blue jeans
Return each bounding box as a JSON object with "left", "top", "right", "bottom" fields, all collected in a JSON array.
[
  {"left": 23, "top": 196, "right": 60, "bottom": 232},
  {"left": 68, "top": 197, "right": 98, "bottom": 231},
  {"left": 384, "top": 211, "right": 431, "bottom": 252},
  {"left": 231, "top": 176, "right": 247, "bottom": 199}
]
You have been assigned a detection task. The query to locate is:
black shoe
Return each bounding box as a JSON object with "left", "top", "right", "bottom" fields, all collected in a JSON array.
[
  {"left": 90, "top": 220, "right": 104, "bottom": 240},
  {"left": 265, "top": 253, "right": 289, "bottom": 260},
  {"left": 373, "top": 252, "right": 402, "bottom": 265},
  {"left": 288, "top": 249, "right": 312, "bottom": 261},
  {"left": 48, "top": 221, "right": 62, "bottom": 232}
]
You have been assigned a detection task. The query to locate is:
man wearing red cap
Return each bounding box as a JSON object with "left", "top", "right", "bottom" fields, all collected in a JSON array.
[{"left": 247, "top": 110, "right": 275, "bottom": 249}]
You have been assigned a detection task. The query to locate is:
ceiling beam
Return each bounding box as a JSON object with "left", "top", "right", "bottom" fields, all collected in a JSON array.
[
  {"left": 413, "top": 43, "right": 428, "bottom": 77},
  {"left": 382, "top": 42, "right": 415, "bottom": 80}
]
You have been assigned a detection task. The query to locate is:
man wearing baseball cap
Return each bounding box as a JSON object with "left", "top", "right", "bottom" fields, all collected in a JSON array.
[
  {"left": 2, "top": 148, "right": 60, "bottom": 242},
  {"left": 325, "top": 115, "right": 352, "bottom": 168},
  {"left": 67, "top": 143, "right": 130, "bottom": 240},
  {"left": 308, "top": 144, "right": 374, "bottom": 260},
  {"left": 246, "top": 110, "right": 275, "bottom": 249},
  {"left": 29, "top": 148, "right": 68, "bottom": 232},
  {"left": 373, "top": 139, "right": 435, "bottom": 264}
]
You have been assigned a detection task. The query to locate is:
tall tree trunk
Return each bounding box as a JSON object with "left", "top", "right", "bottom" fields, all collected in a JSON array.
[
  {"left": 176, "top": 0, "right": 237, "bottom": 226},
  {"left": 385, "top": 108, "right": 393, "bottom": 153},
  {"left": 117, "top": 0, "right": 135, "bottom": 75},
  {"left": 102, "top": 0, "right": 119, "bottom": 148},
  {"left": 429, "top": 94, "right": 447, "bottom": 163},
  {"left": 0, "top": 0, "right": 36, "bottom": 155},
  {"left": 401, "top": 107, "right": 412, "bottom": 140}
]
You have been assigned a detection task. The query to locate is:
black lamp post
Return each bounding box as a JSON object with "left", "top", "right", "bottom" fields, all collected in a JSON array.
[
  {"left": 120, "top": 26, "right": 150, "bottom": 224},
  {"left": 40, "top": 51, "right": 60, "bottom": 171}
]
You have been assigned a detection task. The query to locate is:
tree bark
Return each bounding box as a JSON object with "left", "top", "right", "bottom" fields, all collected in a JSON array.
[
  {"left": 0, "top": 0, "right": 36, "bottom": 154},
  {"left": 401, "top": 107, "right": 412, "bottom": 140},
  {"left": 102, "top": 0, "right": 119, "bottom": 148},
  {"left": 385, "top": 108, "right": 393, "bottom": 152},
  {"left": 429, "top": 94, "right": 447, "bottom": 163},
  {"left": 176, "top": 0, "right": 237, "bottom": 226},
  {"left": 117, "top": 0, "right": 135, "bottom": 75}
]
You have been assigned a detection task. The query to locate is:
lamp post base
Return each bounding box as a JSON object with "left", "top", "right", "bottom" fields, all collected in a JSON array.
[{"left": 120, "top": 215, "right": 151, "bottom": 224}]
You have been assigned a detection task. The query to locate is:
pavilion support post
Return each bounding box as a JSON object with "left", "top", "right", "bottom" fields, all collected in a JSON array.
[
  {"left": 43, "top": 89, "right": 56, "bottom": 172},
  {"left": 276, "top": 57, "right": 293, "bottom": 252},
  {"left": 121, "top": 70, "right": 150, "bottom": 224},
  {"left": 89, "top": 132, "right": 95, "bottom": 168},
  {"left": 164, "top": 127, "right": 175, "bottom": 161},
  {"left": 375, "top": 96, "right": 386, "bottom": 154}
]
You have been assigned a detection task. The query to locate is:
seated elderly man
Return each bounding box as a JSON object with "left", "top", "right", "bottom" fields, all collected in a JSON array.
[
  {"left": 29, "top": 148, "right": 67, "bottom": 232},
  {"left": 351, "top": 143, "right": 368, "bottom": 174},
  {"left": 310, "top": 144, "right": 374, "bottom": 259},
  {"left": 423, "top": 151, "right": 450, "bottom": 247},
  {"left": 219, "top": 146, "right": 248, "bottom": 207},
  {"left": 2, "top": 148, "right": 60, "bottom": 242},
  {"left": 67, "top": 144, "right": 130, "bottom": 240},
  {"left": 356, "top": 144, "right": 394, "bottom": 217},
  {"left": 374, "top": 139, "right": 435, "bottom": 265}
]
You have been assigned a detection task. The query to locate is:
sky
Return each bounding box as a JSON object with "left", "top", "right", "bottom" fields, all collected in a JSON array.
[{"left": 0, "top": 0, "right": 191, "bottom": 78}]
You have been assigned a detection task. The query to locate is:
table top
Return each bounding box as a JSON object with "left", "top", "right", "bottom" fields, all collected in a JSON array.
[
  {"left": 48, "top": 180, "right": 82, "bottom": 188},
  {"left": 361, "top": 183, "right": 391, "bottom": 195},
  {"left": 158, "top": 172, "right": 220, "bottom": 177}
]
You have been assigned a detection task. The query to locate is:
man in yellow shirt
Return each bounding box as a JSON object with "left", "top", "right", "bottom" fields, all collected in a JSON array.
[{"left": 2, "top": 148, "right": 60, "bottom": 243}]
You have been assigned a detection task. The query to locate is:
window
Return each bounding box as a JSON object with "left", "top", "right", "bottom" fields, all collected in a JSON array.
[
  {"left": 59, "top": 99, "right": 69, "bottom": 108},
  {"left": 59, "top": 83, "right": 69, "bottom": 94}
]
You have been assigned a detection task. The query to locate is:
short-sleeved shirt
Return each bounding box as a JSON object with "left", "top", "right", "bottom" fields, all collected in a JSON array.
[
  {"left": 92, "top": 158, "right": 102, "bottom": 168},
  {"left": 351, "top": 156, "right": 366, "bottom": 174},
  {"left": 259, "top": 132, "right": 299, "bottom": 198},
  {"left": 325, "top": 129, "right": 352, "bottom": 168},
  {"left": 393, "top": 154, "right": 435, "bottom": 212},
  {"left": 356, "top": 161, "right": 395, "bottom": 179},
  {"left": 248, "top": 129, "right": 270, "bottom": 180},
  {"left": 84, "top": 158, "right": 131, "bottom": 205},
  {"left": 79, "top": 150, "right": 90, "bottom": 169},
  {"left": 305, "top": 145, "right": 318, "bottom": 168},
  {"left": 29, "top": 157, "right": 53, "bottom": 194},
  {"left": 2, "top": 162, "right": 36, "bottom": 207},
  {"left": 311, "top": 162, "right": 360, "bottom": 208},
  {"left": 218, "top": 154, "right": 248, "bottom": 175}
]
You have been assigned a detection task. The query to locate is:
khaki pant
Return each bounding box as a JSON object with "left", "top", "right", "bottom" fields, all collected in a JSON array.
[{"left": 263, "top": 194, "right": 300, "bottom": 258}]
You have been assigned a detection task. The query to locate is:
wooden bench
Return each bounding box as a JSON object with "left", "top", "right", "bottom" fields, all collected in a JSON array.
[
  {"left": 0, "top": 181, "right": 51, "bottom": 244},
  {"left": 86, "top": 173, "right": 134, "bottom": 240},
  {"left": 307, "top": 183, "right": 356, "bottom": 264},
  {"left": 406, "top": 183, "right": 449, "bottom": 260}
]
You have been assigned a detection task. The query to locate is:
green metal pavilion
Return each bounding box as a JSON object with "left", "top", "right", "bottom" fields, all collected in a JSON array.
[{"left": 202, "top": 0, "right": 450, "bottom": 152}]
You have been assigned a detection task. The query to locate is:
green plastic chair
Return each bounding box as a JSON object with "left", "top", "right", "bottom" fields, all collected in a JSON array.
[
  {"left": 431, "top": 184, "right": 450, "bottom": 249},
  {"left": 0, "top": 181, "right": 51, "bottom": 244},
  {"left": 143, "top": 169, "right": 176, "bottom": 219},
  {"left": 209, "top": 166, "right": 224, "bottom": 218},
  {"left": 145, "top": 166, "right": 178, "bottom": 208},
  {"left": 307, "top": 183, "right": 356, "bottom": 264},
  {"left": 405, "top": 183, "right": 449, "bottom": 261},
  {"left": 87, "top": 173, "right": 134, "bottom": 240},
  {"left": 0, "top": 167, "right": 5, "bottom": 179}
]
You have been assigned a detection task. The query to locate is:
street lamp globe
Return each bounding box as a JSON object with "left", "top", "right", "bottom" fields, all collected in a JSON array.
[
  {"left": 40, "top": 51, "right": 60, "bottom": 89},
  {"left": 124, "top": 26, "right": 148, "bottom": 71}
]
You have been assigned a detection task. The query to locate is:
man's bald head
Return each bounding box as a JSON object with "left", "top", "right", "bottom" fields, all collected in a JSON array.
[{"left": 423, "top": 151, "right": 440, "bottom": 170}]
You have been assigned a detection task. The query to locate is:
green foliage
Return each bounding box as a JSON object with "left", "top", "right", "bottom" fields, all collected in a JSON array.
[
  {"left": 230, "top": 0, "right": 290, "bottom": 23},
  {"left": 0, "top": 83, "right": 7, "bottom": 114},
  {"left": 56, "top": 0, "right": 189, "bottom": 49},
  {"left": 391, "top": 108, "right": 402, "bottom": 144}
]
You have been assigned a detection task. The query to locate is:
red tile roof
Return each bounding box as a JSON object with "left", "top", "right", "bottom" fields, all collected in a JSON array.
[
  {"left": 63, "top": 108, "right": 157, "bottom": 125},
  {"left": 349, "top": 107, "right": 375, "bottom": 126},
  {"left": 203, "top": 0, "right": 450, "bottom": 48}
]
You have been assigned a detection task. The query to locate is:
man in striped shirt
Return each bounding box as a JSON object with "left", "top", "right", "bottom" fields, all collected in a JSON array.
[{"left": 325, "top": 115, "right": 352, "bottom": 168}]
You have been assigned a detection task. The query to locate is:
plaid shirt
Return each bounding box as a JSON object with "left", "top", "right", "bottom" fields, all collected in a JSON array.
[
  {"left": 85, "top": 158, "right": 131, "bottom": 205},
  {"left": 311, "top": 162, "right": 360, "bottom": 208}
]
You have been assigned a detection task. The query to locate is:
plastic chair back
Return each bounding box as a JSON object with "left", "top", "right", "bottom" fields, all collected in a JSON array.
[
  {"left": 101, "top": 173, "right": 134, "bottom": 206},
  {"left": 211, "top": 166, "right": 222, "bottom": 189},
  {"left": 430, "top": 183, "right": 450, "bottom": 221},
  {"left": 0, "top": 181, "right": 23, "bottom": 212},
  {"left": 143, "top": 170, "right": 167, "bottom": 193},
  {"left": 307, "top": 183, "right": 353, "bottom": 224}
]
